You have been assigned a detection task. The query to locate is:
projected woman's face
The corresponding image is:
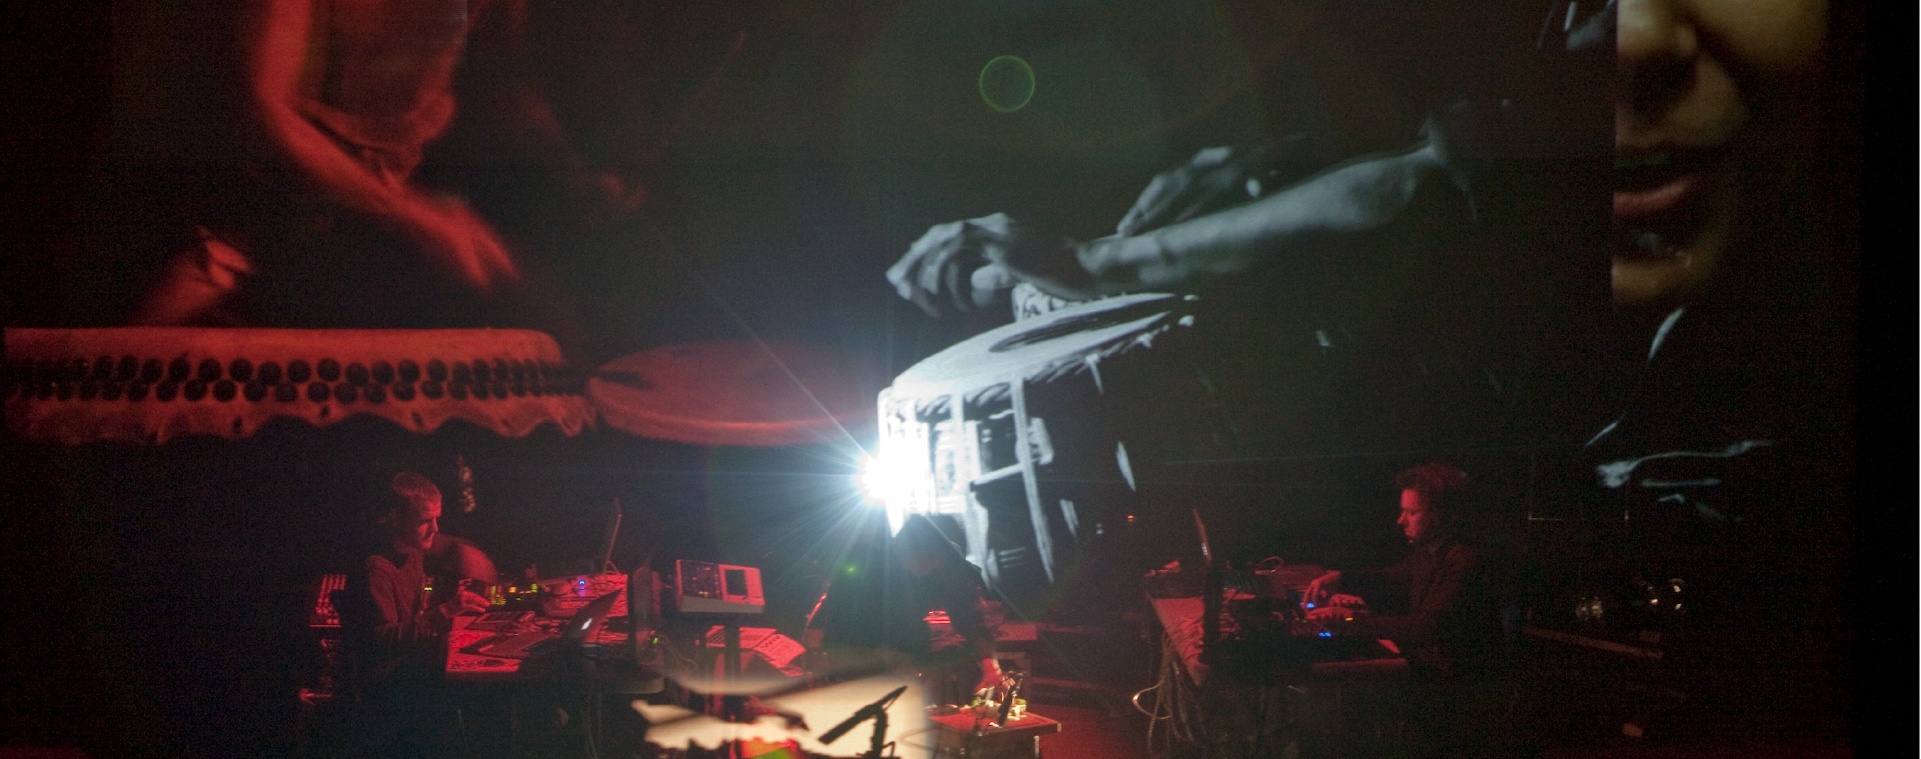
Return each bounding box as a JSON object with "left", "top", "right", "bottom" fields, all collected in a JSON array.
[{"left": 1612, "top": 0, "right": 1828, "bottom": 306}]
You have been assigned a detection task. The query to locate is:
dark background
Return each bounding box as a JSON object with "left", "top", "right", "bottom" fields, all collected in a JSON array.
[{"left": 0, "top": 0, "right": 1895, "bottom": 756}]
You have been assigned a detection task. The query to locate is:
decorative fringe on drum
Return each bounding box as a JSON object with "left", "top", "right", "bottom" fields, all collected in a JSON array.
[{"left": 3, "top": 327, "right": 594, "bottom": 444}]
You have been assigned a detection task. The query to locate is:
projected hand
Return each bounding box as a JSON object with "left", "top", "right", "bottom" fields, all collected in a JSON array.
[
  {"left": 433, "top": 538, "right": 499, "bottom": 586},
  {"left": 1118, "top": 145, "right": 1268, "bottom": 237},
  {"left": 395, "top": 196, "right": 523, "bottom": 292},
  {"left": 888, "top": 213, "right": 1090, "bottom": 316}
]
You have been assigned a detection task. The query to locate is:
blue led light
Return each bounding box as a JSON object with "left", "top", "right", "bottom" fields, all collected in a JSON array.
[{"left": 1319, "top": 631, "right": 1332, "bottom": 637}]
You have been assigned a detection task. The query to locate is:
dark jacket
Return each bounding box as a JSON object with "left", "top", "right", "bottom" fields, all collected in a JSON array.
[
  {"left": 813, "top": 544, "right": 995, "bottom": 666},
  {"left": 342, "top": 546, "right": 452, "bottom": 689},
  {"left": 1342, "top": 536, "right": 1499, "bottom": 672}
]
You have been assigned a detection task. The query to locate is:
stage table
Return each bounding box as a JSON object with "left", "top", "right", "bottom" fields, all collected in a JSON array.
[
  {"left": 929, "top": 711, "right": 1061, "bottom": 759},
  {"left": 446, "top": 572, "right": 634, "bottom": 683},
  {"left": 1143, "top": 573, "right": 1410, "bottom": 759},
  {"left": 446, "top": 613, "right": 633, "bottom": 683},
  {"left": 1147, "top": 596, "right": 1407, "bottom": 689}
]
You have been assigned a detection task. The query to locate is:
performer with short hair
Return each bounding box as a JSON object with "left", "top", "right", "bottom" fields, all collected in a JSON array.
[
  {"left": 340, "top": 471, "right": 493, "bottom": 756},
  {"left": 1300, "top": 462, "right": 1514, "bottom": 758},
  {"left": 1303, "top": 462, "right": 1497, "bottom": 673}
]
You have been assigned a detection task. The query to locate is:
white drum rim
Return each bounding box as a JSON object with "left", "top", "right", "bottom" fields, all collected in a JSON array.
[{"left": 888, "top": 293, "right": 1188, "bottom": 396}]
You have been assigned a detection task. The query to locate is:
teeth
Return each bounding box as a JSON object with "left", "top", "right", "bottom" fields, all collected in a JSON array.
[
  {"left": 1615, "top": 153, "right": 1672, "bottom": 170},
  {"left": 1616, "top": 226, "right": 1680, "bottom": 257}
]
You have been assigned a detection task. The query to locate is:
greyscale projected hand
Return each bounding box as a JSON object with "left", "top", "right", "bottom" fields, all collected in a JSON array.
[{"left": 884, "top": 108, "right": 1480, "bottom": 318}]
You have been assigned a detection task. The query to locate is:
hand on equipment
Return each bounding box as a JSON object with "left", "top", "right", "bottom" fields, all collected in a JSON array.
[
  {"left": 972, "top": 658, "right": 1007, "bottom": 699},
  {"left": 1306, "top": 604, "right": 1366, "bottom": 622},
  {"left": 441, "top": 588, "right": 492, "bottom": 618},
  {"left": 1303, "top": 570, "right": 1343, "bottom": 606}
]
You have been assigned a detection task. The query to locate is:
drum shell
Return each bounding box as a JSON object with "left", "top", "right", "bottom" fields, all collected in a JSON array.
[{"left": 879, "top": 289, "right": 1517, "bottom": 612}]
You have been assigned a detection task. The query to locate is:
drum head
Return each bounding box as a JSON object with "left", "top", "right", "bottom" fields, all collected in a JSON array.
[
  {"left": 889, "top": 293, "right": 1189, "bottom": 397},
  {"left": 589, "top": 340, "right": 883, "bottom": 446}
]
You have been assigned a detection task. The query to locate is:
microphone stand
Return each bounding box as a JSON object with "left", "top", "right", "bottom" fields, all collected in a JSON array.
[{"left": 818, "top": 685, "right": 908, "bottom": 759}]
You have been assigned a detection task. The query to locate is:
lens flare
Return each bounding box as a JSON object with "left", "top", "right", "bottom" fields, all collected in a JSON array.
[{"left": 979, "top": 55, "right": 1036, "bottom": 113}]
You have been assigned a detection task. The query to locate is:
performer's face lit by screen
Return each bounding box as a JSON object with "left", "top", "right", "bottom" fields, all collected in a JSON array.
[
  {"left": 392, "top": 495, "right": 443, "bottom": 553},
  {"left": 1613, "top": 0, "right": 1828, "bottom": 305},
  {"left": 1397, "top": 489, "right": 1435, "bottom": 543}
]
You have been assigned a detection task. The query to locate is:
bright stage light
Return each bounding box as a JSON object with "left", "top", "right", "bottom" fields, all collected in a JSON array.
[
  {"left": 856, "top": 454, "right": 919, "bottom": 536},
  {"left": 855, "top": 456, "right": 892, "bottom": 507}
]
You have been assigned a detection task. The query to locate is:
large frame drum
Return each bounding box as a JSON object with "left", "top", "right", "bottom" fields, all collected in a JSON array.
[{"left": 874, "top": 293, "right": 1216, "bottom": 608}]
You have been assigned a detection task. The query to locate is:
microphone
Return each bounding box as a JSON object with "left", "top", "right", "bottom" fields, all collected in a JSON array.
[
  {"left": 818, "top": 685, "right": 908, "bottom": 745},
  {"left": 996, "top": 672, "right": 1025, "bottom": 726}
]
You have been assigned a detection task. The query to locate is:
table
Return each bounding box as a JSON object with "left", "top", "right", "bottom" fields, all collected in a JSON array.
[
  {"left": 444, "top": 595, "right": 665, "bottom": 759},
  {"left": 1145, "top": 590, "right": 1408, "bottom": 759},
  {"left": 929, "top": 711, "right": 1061, "bottom": 759},
  {"left": 1520, "top": 625, "right": 1664, "bottom": 661},
  {"left": 445, "top": 573, "right": 633, "bottom": 683},
  {"left": 1147, "top": 596, "right": 1407, "bottom": 688}
]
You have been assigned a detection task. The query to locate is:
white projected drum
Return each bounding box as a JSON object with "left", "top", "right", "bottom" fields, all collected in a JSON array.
[{"left": 874, "top": 293, "right": 1207, "bottom": 598}]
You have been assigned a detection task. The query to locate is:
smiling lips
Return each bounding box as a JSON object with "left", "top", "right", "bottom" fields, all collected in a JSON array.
[
  {"left": 1615, "top": 170, "right": 1699, "bottom": 219},
  {"left": 1614, "top": 148, "right": 1724, "bottom": 254}
]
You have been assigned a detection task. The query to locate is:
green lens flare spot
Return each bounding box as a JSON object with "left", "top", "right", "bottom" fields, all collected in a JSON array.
[{"left": 979, "top": 55, "right": 1036, "bottom": 113}]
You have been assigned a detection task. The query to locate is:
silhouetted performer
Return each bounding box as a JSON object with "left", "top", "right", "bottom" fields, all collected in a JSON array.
[{"left": 810, "top": 515, "right": 1004, "bottom": 703}]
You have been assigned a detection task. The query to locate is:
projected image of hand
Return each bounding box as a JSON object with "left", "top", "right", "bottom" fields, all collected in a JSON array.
[{"left": 888, "top": 213, "right": 1091, "bottom": 317}]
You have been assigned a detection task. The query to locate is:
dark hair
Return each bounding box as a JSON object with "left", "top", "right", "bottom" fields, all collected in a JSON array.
[{"left": 1393, "top": 462, "right": 1472, "bottom": 520}]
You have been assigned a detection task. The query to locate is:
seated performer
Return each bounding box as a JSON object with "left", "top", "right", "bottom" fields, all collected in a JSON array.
[
  {"left": 809, "top": 515, "right": 1005, "bottom": 703},
  {"left": 1301, "top": 463, "right": 1520, "bottom": 758},
  {"left": 340, "top": 471, "right": 494, "bottom": 755},
  {"left": 1302, "top": 462, "right": 1498, "bottom": 673}
]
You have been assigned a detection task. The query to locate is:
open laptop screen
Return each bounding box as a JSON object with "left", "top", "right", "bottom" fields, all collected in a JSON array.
[{"left": 562, "top": 588, "right": 624, "bottom": 646}]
